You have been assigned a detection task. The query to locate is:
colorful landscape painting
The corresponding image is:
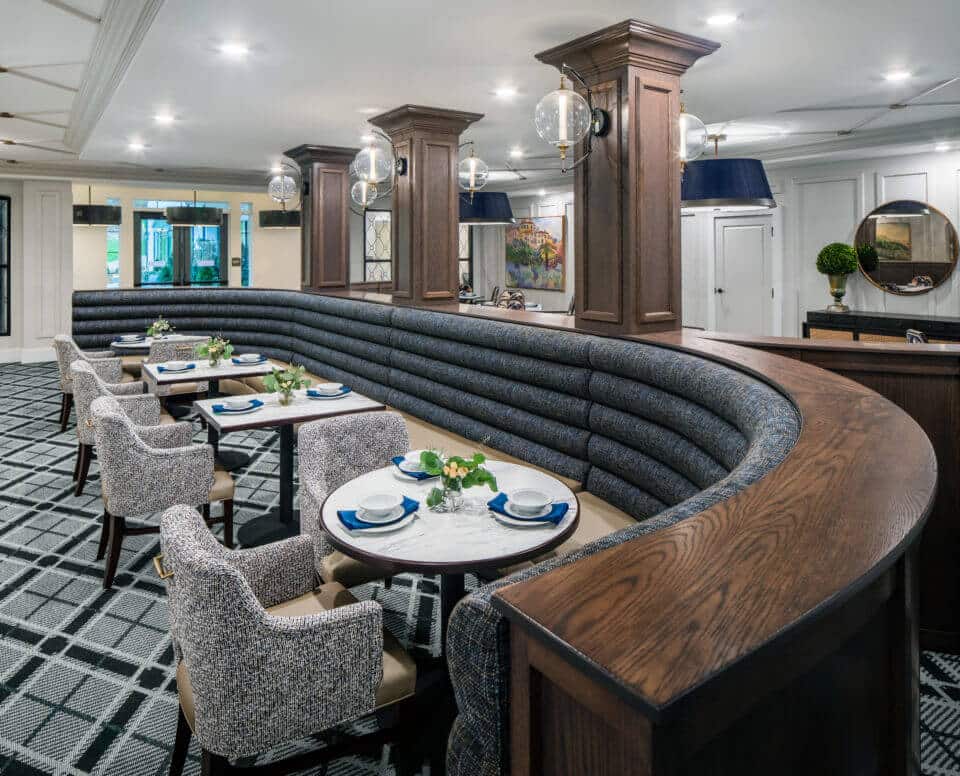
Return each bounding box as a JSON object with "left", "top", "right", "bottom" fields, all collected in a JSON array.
[
  {"left": 505, "top": 216, "right": 566, "bottom": 291},
  {"left": 876, "top": 221, "right": 913, "bottom": 261}
]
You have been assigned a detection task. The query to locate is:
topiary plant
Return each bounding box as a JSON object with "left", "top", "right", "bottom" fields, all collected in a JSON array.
[
  {"left": 856, "top": 242, "right": 879, "bottom": 273},
  {"left": 816, "top": 242, "right": 858, "bottom": 276}
]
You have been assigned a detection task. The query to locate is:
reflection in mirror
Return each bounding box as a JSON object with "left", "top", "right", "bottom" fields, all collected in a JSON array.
[{"left": 855, "top": 200, "right": 959, "bottom": 295}]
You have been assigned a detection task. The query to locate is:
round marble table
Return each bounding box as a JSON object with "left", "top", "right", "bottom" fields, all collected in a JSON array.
[{"left": 320, "top": 460, "right": 580, "bottom": 653}]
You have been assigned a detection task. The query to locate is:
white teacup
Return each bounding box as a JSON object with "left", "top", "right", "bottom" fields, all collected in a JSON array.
[
  {"left": 509, "top": 488, "right": 551, "bottom": 515},
  {"left": 313, "top": 382, "right": 343, "bottom": 396},
  {"left": 359, "top": 493, "right": 403, "bottom": 520}
]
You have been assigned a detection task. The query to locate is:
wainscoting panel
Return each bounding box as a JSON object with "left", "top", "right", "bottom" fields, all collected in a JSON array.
[{"left": 877, "top": 171, "right": 929, "bottom": 205}]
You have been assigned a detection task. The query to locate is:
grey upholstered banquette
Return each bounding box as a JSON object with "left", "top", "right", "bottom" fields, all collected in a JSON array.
[{"left": 73, "top": 288, "right": 800, "bottom": 775}]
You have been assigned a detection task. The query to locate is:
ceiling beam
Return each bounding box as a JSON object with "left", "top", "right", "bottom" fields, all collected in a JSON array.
[
  {"left": 64, "top": 0, "right": 164, "bottom": 152},
  {"left": 40, "top": 0, "right": 102, "bottom": 24}
]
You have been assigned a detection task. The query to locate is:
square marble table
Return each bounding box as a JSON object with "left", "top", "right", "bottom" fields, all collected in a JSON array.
[{"left": 193, "top": 389, "right": 386, "bottom": 546}]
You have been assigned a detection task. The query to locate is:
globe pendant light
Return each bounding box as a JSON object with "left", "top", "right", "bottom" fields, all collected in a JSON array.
[
  {"left": 346, "top": 127, "right": 407, "bottom": 215},
  {"left": 681, "top": 132, "right": 776, "bottom": 211},
  {"left": 260, "top": 160, "right": 302, "bottom": 228},
  {"left": 533, "top": 65, "right": 609, "bottom": 173},
  {"left": 351, "top": 180, "right": 378, "bottom": 208},
  {"left": 458, "top": 142, "right": 489, "bottom": 202},
  {"left": 678, "top": 108, "right": 709, "bottom": 163}
]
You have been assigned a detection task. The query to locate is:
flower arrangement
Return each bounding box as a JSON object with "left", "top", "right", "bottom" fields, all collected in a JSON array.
[
  {"left": 194, "top": 335, "right": 233, "bottom": 367},
  {"left": 419, "top": 450, "right": 498, "bottom": 510},
  {"left": 263, "top": 364, "right": 310, "bottom": 406},
  {"left": 147, "top": 315, "right": 174, "bottom": 338}
]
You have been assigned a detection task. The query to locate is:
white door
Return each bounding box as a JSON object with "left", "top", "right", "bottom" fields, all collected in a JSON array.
[{"left": 713, "top": 215, "right": 773, "bottom": 335}]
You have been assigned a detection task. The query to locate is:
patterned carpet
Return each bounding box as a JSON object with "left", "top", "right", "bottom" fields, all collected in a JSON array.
[
  {"left": 0, "top": 362, "right": 438, "bottom": 776},
  {"left": 1, "top": 361, "right": 960, "bottom": 775}
]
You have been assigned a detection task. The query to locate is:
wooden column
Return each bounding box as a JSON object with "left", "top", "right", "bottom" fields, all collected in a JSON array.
[
  {"left": 369, "top": 105, "right": 482, "bottom": 304},
  {"left": 284, "top": 144, "right": 357, "bottom": 290},
  {"left": 536, "top": 20, "right": 719, "bottom": 334}
]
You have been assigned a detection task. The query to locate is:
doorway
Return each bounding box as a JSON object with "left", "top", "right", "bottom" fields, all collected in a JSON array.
[
  {"left": 713, "top": 214, "right": 773, "bottom": 335},
  {"left": 133, "top": 211, "right": 229, "bottom": 286}
]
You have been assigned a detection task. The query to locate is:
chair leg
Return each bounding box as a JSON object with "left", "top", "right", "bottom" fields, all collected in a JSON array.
[
  {"left": 103, "top": 514, "right": 125, "bottom": 589},
  {"left": 59, "top": 392, "right": 73, "bottom": 432},
  {"left": 384, "top": 576, "right": 393, "bottom": 590},
  {"left": 200, "top": 750, "right": 231, "bottom": 776},
  {"left": 73, "top": 442, "right": 83, "bottom": 480},
  {"left": 222, "top": 500, "right": 234, "bottom": 549},
  {"left": 169, "top": 705, "right": 192, "bottom": 776},
  {"left": 75, "top": 444, "right": 92, "bottom": 497},
  {"left": 96, "top": 510, "right": 110, "bottom": 561}
]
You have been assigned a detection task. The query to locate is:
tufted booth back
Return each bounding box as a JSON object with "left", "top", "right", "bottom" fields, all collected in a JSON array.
[{"left": 73, "top": 289, "right": 794, "bottom": 523}]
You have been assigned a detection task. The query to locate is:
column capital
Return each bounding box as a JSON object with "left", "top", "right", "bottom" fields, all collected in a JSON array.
[
  {"left": 283, "top": 145, "right": 358, "bottom": 166},
  {"left": 369, "top": 105, "right": 483, "bottom": 139},
  {"left": 535, "top": 18, "right": 719, "bottom": 77}
]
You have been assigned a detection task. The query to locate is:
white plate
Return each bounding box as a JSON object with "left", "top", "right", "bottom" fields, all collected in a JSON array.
[
  {"left": 504, "top": 501, "right": 552, "bottom": 520},
  {"left": 234, "top": 354, "right": 262, "bottom": 363},
  {"left": 222, "top": 399, "right": 254, "bottom": 411},
  {"left": 349, "top": 510, "right": 418, "bottom": 533},
  {"left": 313, "top": 382, "right": 344, "bottom": 396},
  {"left": 359, "top": 495, "right": 404, "bottom": 520},
  {"left": 398, "top": 450, "right": 430, "bottom": 473},
  {"left": 214, "top": 404, "right": 262, "bottom": 416},
  {"left": 493, "top": 512, "right": 556, "bottom": 529},
  {"left": 392, "top": 468, "right": 435, "bottom": 483},
  {"left": 307, "top": 391, "right": 349, "bottom": 401}
]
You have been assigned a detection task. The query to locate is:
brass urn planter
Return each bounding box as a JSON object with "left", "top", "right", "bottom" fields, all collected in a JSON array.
[{"left": 827, "top": 273, "right": 849, "bottom": 312}]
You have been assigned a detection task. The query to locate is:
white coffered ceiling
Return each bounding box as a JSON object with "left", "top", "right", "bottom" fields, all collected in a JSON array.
[{"left": 3, "top": 0, "right": 960, "bottom": 186}]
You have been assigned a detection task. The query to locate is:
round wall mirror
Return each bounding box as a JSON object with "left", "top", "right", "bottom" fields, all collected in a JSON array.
[{"left": 855, "top": 200, "right": 959, "bottom": 295}]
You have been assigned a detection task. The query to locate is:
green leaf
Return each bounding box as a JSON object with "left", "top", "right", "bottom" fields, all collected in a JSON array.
[
  {"left": 420, "top": 450, "right": 442, "bottom": 475},
  {"left": 472, "top": 452, "right": 486, "bottom": 465},
  {"left": 426, "top": 487, "right": 443, "bottom": 508}
]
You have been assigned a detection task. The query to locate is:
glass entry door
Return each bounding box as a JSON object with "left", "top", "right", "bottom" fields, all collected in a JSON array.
[{"left": 134, "top": 211, "right": 229, "bottom": 286}]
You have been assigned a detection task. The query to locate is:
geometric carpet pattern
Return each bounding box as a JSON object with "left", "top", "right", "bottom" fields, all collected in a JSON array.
[
  {"left": 0, "top": 362, "right": 439, "bottom": 776},
  {"left": 1, "top": 362, "right": 959, "bottom": 775}
]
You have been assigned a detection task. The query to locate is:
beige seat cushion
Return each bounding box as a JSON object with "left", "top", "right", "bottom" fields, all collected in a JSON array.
[
  {"left": 218, "top": 378, "right": 256, "bottom": 396},
  {"left": 320, "top": 550, "right": 387, "bottom": 588},
  {"left": 177, "top": 581, "right": 417, "bottom": 730},
  {"left": 398, "top": 413, "right": 583, "bottom": 493},
  {"left": 159, "top": 411, "right": 176, "bottom": 425},
  {"left": 497, "top": 491, "right": 636, "bottom": 576},
  {"left": 119, "top": 372, "right": 137, "bottom": 384},
  {"left": 121, "top": 355, "right": 144, "bottom": 377},
  {"left": 163, "top": 381, "right": 205, "bottom": 397},
  {"left": 209, "top": 467, "right": 235, "bottom": 502}
]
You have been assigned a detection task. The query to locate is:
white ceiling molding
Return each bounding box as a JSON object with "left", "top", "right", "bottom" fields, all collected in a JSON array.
[
  {"left": 0, "top": 159, "right": 264, "bottom": 189},
  {"left": 64, "top": 0, "right": 164, "bottom": 152}
]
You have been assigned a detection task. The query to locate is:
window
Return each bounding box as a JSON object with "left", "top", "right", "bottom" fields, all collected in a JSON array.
[
  {"left": 106, "top": 197, "right": 120, "bottom": 288},
  {"left": 133, "top": 210, "right": 229, "bottom": 286},
  {"left": 364, "top": 210, "right": 392, "bottom": 282},
  {"left": 0, "top": 196, "right": 9, "bottom": 336},
  {"left": 240, "top": 202, "right": 252, "bottom": 286},
  {"left": 458, "top": 224, "right": 473, "bottom": 288}
]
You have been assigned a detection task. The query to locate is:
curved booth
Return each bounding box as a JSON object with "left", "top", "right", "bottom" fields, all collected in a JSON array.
[{"left": 72, "top": 288, "right": 934, "bottom": 775}]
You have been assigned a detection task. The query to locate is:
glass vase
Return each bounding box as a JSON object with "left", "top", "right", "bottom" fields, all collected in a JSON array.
[
  {"left": 277, "top": 390, "right": 294, "bottom": 406},
  {"left": 433, "top": 477, "right": 464, "bottom": 513},
  {"left": 208, "top": 355, "right": 221, "bottom": 367}
]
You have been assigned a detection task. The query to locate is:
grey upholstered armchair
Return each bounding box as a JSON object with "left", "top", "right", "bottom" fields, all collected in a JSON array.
[
  {"left": 158, "top": 504, "right": 421, "bottom": 776},
  {"left": 69, "top": 361, "right": 177, "bottom": 497},
  {"left": 298, "top": 411, "right": 409, "bottom": 587},
  {"left": 89, "top": 395, "right": 234, "bottom": 589},
  {"left": 53, "top": 334, "right": 134, "bottom": 431}
]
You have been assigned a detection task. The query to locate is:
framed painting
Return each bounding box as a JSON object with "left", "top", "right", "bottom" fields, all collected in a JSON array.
[
  {"left": 875, "top": 220, "right": 913, "bottom": 261},
  {"left": 505, "top": 216, "right": 566, "bottom": 291}
]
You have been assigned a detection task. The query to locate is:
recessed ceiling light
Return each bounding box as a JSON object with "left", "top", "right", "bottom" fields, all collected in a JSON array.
[
  {"left": 494, "top": 85, "right": 518, "bottom": 99},
  {"left": 509, "top": 147, "right": 524, "bottom": 159},
  {"left": 706, "top": 12, "right": 738, "bottom": 26},
  {"left": 537, "top": 188, "right": 546, "bottom": 197},
  {"left": 219, "top": 42, "right": 249, "bottom": 57},
  {"left": 884, "top": 69, "right": 912, "bottom": 82},
  {"left": 127, "top": 141, "right": 146, "bottom": 151},
  {"left": 936, "top": 143, "right": 951, "bottom": 152},
  {"left": 154, "top": 112, "right": 175, "bottom": 125}
]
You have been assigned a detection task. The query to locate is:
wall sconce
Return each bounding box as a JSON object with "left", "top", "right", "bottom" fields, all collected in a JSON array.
[
  {"left": 458, "top": 141, "right": 489, "bottom": 202},
  {"left": 348, "top": 127, "right": 407, "bottom": 214},
  {"left": 534, "top": 63, "right": 609, "bottom": 173}
]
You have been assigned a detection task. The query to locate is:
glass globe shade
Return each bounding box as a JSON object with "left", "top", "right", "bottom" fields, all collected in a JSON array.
[
  {"left": 679, "top": 112, "right": 709, "bottom": 162},
  {"left": 350, "top": 144, "right": 393, "bottom": 184},
  {"left": 268, "top": 174, "right": 297, "bottom": 204},
  {"left": 350, "top": 180, "right": 378, "bottom": 208},
  {"left": 534, "top": 86, "right": 592, "bottom": 151},
  {"left": 458, "top": 155, "right": 489, "bottom": 191}
]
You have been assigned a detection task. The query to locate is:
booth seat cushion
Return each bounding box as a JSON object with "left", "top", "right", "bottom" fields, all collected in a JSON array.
[{"left": 121, "top": 355, "right": 144, "bottom": 377}]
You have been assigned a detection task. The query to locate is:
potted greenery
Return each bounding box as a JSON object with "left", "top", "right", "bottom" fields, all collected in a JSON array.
[
  {"left": 856, "top": 242, "right": 879, "bottom": 273},
  {"left": 194, "top": 335, "right": 233, "bottom": 367},
  {"left": 816, "top": 242, "right": 858, "bottom": 312},
  {"left": 147, "top": 315, "right": 174, "bottom": 338},
  {"left": 263, "top": 364, "right": 311, "bottom": 406},
  {"left": 418, "top": 450, "right": 498, "bottom": 512}
]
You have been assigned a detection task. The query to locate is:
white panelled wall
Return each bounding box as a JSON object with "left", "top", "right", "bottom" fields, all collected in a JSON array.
[{"left": 681, "top": 148, "right": 960, "bottom": 337}]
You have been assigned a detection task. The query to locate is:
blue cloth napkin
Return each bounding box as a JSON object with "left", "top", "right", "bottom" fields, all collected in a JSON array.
[
  {"left": 306, "top": 386, "right": 352, "bottom": 398},
  {"left": 488, "top": 492, "right": 568, "bottom": 525},
  {"left": 338, "top": 496, "right": 419, "bottom": 530},
  {"left": 391, "top": 455, "right": 437, "bottom": 480},
  {"left": 212, "top": 398, "right": 264, "bottom": 414},
  {"left": 157, "top": 363, "right": 196, "bottom": 373},
  {"left": 231, "top": 356, "right": 267, "bottom": 365}
]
